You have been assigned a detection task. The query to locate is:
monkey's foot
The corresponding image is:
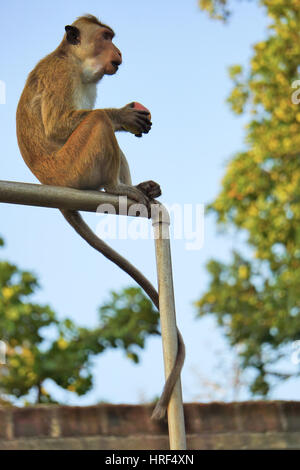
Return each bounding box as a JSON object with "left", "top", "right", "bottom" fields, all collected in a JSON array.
[{"left": 136, "top": 180, "right": 161, "bottom": 199}]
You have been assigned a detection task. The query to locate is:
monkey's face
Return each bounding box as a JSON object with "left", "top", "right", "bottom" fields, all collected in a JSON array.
[
  {"left": 92, "top": 27, "right": 122, "bottom": 76},
  {"left": 66, "top": 24, "right": 122, "bottom": 82}
]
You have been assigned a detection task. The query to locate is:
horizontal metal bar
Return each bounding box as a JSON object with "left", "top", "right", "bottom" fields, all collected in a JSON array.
[{"left": 0, "top": 180, "right": 147, "bottom": 217}]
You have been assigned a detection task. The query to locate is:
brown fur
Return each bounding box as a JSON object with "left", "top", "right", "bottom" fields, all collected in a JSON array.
[
  {"left": 16, "top": 15, "right": 185, "bottom": 420},
  {"left": 74, "top": 14, "right": 115, "bottom": 34}
]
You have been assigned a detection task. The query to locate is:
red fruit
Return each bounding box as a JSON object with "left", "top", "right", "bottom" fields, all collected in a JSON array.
[{"left": 133, "top": 102, "right": 151, "bottom": 120}]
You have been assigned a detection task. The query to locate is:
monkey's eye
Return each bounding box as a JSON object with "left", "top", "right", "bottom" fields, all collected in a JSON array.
[{"left": 103, "top": 32, "right": 113, "bottom": 40}]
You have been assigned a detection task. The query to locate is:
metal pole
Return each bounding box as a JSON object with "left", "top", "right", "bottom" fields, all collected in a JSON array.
[
  {"left": 152, "top": 205, "right": 186, "bottom": 450},
  {"left": 0, "top": 181, "right": 187, "bottom": 449},
  {"left": 0, "top": 180, "right": 143, "bottom": 215}
]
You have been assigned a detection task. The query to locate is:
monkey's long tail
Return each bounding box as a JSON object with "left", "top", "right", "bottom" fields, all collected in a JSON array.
[{"left": 60, "top": 209, "right": 185, "bottom": 420}]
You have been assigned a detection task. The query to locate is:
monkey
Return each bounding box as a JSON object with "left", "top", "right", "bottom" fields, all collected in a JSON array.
[{"left": 16, "top": 14, "right": 185, "bottom": 420}]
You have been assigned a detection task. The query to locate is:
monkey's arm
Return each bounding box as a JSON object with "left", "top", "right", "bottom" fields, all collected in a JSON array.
[
  {"left": 42, "top": 102, "right": 151, "bottom": 142},
  {"left": 41, "top": 69, "right": 151, "bottom": 141},
  {"left": 40, "top": 70, "right": 93, "bottom": 142},
  {"left": 41, "top": 99, "right": 91, "bottom": 142}
]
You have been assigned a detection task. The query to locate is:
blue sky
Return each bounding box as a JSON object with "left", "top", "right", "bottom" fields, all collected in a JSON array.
[{"left": 1, "top": 0, "right": 299, "bottom": 405}]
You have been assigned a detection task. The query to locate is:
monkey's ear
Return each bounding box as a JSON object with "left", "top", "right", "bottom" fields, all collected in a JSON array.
[{"left": 65, "top": 25, "right": 80, "bottom": 45}]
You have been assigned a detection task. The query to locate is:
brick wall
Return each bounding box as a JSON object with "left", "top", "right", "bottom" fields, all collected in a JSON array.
[{"left": 1, "top": 401, "right": 300, "bottom": 450}]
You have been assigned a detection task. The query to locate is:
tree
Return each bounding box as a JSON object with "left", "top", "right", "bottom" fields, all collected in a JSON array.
[
  {"left": 93, "top": 287, "right": 160, "bottom": 364},
  {"left": 196, "top": 0, "right": 300, "bottom": 395},
  {"left": 0, "top": 237, "right": 159, "bottom": 404}
]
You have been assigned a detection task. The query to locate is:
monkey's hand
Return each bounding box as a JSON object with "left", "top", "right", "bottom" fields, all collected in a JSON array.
[{"left": 119, "top": 103, "right": 152, "bottom": 137}]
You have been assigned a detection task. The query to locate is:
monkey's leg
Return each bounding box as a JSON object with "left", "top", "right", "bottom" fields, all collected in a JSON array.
[
  {"left": 119, "top": 148, "right": 161, "bottom": 199},
  {"left": 119, "top": 148, "right": 132, "bottom": 185},
  {"left": 40, "top": 111, "right": 119, "bottom": 189},
  {"left": 136, "top": 181, "right": 162, "bottom": 199},
  {"left": 44, "top": 111, "right": 148, "bottom": 206}
]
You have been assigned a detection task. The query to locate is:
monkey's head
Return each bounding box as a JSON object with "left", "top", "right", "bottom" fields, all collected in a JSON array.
[{"left": 64, "top": 15, "right": 122, "bottom": 82}]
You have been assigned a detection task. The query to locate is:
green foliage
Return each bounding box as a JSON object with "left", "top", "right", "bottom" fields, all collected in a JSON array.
[
  {"left": 198, "top": 0, "right": 251, "bottom": 21},
  {"left": 0, "top": 239, "right": 159, "bottom": 403},
  {"left": 0, "top": 243, "right": 94, "bottom": 402},
  {"left": 94, "top": 287, "right": 160, "bottom": 364},
  {"left": 197, "top": 0, "right": 300, "bottom": 395}
]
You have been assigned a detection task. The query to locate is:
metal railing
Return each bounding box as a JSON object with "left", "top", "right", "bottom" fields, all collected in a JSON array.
[{"left": 0, "top": 180, "right": 186, "bottom": 450}]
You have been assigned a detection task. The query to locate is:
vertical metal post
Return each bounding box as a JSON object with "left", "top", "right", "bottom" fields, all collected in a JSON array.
[{"left": 152, "top": 204, "right": 186, "bottom": 450}]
